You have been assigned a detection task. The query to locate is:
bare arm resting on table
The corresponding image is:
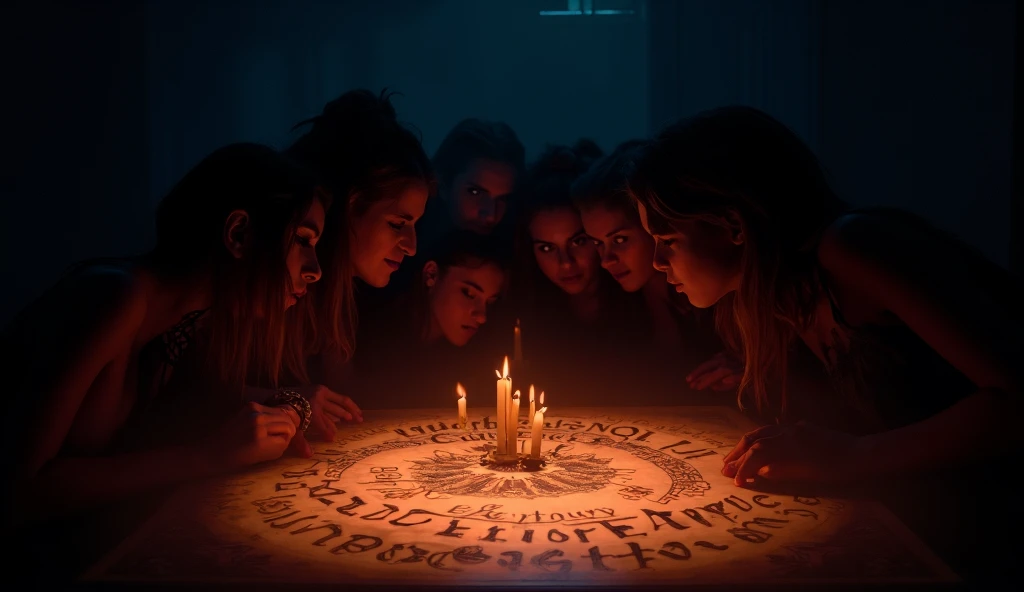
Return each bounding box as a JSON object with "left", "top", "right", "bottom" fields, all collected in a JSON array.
[
  {"left": 7, "top": 272, "right": 296, "bottom": 526},
  {"left": 725, "top": 213, "right": 1022, "bottom": 484}
]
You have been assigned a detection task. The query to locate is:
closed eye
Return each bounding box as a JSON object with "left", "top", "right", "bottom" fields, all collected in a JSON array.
[{"left": 388, "top": 222, "right": 405, "bottom": 232}]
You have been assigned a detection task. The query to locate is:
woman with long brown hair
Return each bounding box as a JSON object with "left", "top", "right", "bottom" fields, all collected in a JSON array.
[
  {"left": 627, "top": 106, "right": 1021, "bottom": 581},
  {"left": 2, "top": 143, "right": 328, "bottom": 526},
  {"left": 286, "top": 89, "right": 436, "bottom": 398}
]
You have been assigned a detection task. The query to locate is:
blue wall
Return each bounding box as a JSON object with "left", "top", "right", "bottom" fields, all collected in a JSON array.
[{"left": 1, "top": 0, "right": 1016, "bottom": 323}]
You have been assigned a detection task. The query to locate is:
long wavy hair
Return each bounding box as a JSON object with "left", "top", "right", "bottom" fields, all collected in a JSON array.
[
  {"left": 627, "top": 107, "right": 846, "bottom": 413},
  {"left": 149, "top": 142, "right": 325, "bottom": 392},
  {"left": 286, "top": 89, "right": 435, "bottom": 365}
]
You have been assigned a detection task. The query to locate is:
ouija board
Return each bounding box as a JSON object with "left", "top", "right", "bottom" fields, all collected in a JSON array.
[{"left": 85, "top": 406, "right": 957, "bottom": 588}]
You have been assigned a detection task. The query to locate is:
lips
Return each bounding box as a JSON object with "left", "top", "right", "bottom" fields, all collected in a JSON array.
[
  {"left": 384, "top": 258, "right": 401, "bottom": 271},
  {"left": 611, "top": 269, "right": 631, "bottom": 281},
  {"left": 461, "top": 324, "right": 479, "bottom": 334},
  {"left": 558, "top": 273, "right": 584, "bottom": 284}
]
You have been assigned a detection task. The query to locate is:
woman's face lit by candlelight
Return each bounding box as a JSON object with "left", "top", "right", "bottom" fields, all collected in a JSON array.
[
  {"left": 445, "top": 158, "right": 518, "bottom": 235},
  {"left": 423, "top": 261, "right": 505, "bottom": 346},
  {"left": 284, "top": 198, "right": 326, "bottom": 309},
  {"left": 528, "top": 207, "right": 601, "bottom": 296},
  {"left": 579, "top": 204, "right": 656, "bottom": 293},
  {"left": 349, "top": 182, "right": 429, "bottom": 287},
  {"left": 636, "top": 202, "right": 743, "bottom": 308}
]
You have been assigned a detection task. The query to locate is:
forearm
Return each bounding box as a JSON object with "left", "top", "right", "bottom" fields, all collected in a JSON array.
[
  {"left": 14, "top": 444, "right": 220, "bottom": 525},
  {"left": 856, "top": 388, "right": 1018, "bottom": 477}
]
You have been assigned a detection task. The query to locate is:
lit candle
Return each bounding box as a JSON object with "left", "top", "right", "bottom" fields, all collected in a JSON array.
[
  {"left": 514, "top": 319, "right": 523, "bottom": 365},
  {"left": 495, "top": 357, "right": 510, "bottom": 454},
  {"left": 456, "top": 383, "right": 467, "bottom": 429},
  {"left": 508, "top": 390, "right": 521, "bottom": 454},
  {"left": 530, "top": 406, "right": 548, "bottom": 459},
  {"left": 528, "top": 385, "right": 535, "bottom": 424}
]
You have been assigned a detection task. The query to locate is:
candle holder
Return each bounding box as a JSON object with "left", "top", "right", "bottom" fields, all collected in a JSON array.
[{"left": 480, "top": 446, "right": 547, "bottom": 472}]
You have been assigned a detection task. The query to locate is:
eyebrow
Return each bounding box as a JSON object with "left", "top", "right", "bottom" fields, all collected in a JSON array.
[
  {"left": 604, "top": 225, "right": 629, "bottom": 238},
  {"left": 297, "top": 221, "right": 322, "bottom": 237},
  {"left": 531, "top": 239, "right": 552, "bottom": 245},
  {"left": 462, "top": 280, "right": 484, "bottom": 293},
  {"left": 395, "top": 213, "right": 415, "bottom": 222}
]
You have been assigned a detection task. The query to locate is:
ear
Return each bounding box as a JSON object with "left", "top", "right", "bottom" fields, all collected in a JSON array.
[
  {"left": 722, "top": 209, "right": 744, "bottom": 246},
  {"left": 422, "top": 260, "right": 439, "bottom": 289},
  {"left": 223, "top": 210, "right": 250, "bottom": 259}
]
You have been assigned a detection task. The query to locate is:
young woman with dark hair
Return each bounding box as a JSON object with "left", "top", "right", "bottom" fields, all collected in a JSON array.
[
  {"left": 571, "top": 139, "right": 731, "bottom": 391},
  {"left": 426, "top": 118, "right": 525, "bottom": 237},
  {"left": 510, "top": 140, "right": 650, "bottom": 404},
  {"left": 2, "top": 143, "right": 327, "bottom": 526},
  {"left": 348, "top": 229, "right": 511, "bottom": 409},
  {"left": 286, "top": 89, "right": 436, "bottom": 400}
]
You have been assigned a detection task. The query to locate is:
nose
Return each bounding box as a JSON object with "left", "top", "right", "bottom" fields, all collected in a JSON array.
[
  {"left": 471, "top": 303, "right": 487, "bottom": 325},
  {"left": 652, "top": 242, "right": 670, "bottom": 273},
  {"left": 600, "top": 247, "right": 619, "bottom": 269},
  {"left": 400, "top": 226, "right": 417, "bottom": 257},
  {"left": 556, "top": 249, "right": 574, "bottom": 270},
  {"left": 302, "top": 252, "right": 322, "bottom": 283},
  {"left": 477, "top": 200, "right": 497, "bottom": 225}
]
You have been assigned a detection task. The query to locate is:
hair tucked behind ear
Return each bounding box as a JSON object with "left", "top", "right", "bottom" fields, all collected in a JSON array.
[
  {"left": 151, "top": 143, "right": 321, "bottom": 392},
  {"left": 286, "top": 88, "right": 435, "bottom": 365}
]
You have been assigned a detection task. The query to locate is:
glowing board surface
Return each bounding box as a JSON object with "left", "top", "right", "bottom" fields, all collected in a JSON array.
[{"left": 85, "top": 406, "right": 957, "bottom": 587}]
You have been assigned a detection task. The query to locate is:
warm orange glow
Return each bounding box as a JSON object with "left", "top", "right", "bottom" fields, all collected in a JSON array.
[
  {"left": 512, "top": 390, "right": 520, "bottom": 400},
  {"left": 529, "top": 385, "right": 535, "bottom": 403},
  {"left": 456, "top": 383, "right": 466, "bottom": 399},
  {"left": 540, "top": 391, "right": 545, "bottom": 405},
  {"left": 502, "top": 356, "right": 509, "bottom": 379}
]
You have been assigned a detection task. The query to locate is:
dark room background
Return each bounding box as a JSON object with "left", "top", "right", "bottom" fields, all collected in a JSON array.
[{"left": 1, "top": 0, "right": 1017, "bottom": 325}]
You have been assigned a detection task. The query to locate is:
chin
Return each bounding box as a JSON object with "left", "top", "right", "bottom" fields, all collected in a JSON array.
[
  {"left": 446, "top": 334, "right": 471, "bottom": 347},
  {"left": 357, "top": 267, "right": 393, "bottom": 288},
  {"left": 619, "top": 277, "right": 645, "bottom": 293}
]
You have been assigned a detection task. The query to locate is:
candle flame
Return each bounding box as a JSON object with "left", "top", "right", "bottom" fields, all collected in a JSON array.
[
  {"left": 495, "top": 369, "right": 501, "bottom": 378},
  {"left": 529, "top": 385, "right": 535, "bottom": 402},
  {"left": 538, "top": 406, "right": 548, "bottom": 415},
  {"left": 540, "top": 391, "right": 545, "bottom": 405},
  {"left": 502, "top": 356, "right": 509, "bottom": 378},
  {"left": 516, "top": 318, "right": 521, "bottom": 329},
  {"left": 456, "top": 383, "right": 466, "bottom": 399}
]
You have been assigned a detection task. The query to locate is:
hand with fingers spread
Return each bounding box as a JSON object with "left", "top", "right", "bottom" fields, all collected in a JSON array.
[
  {"left": 203, "top": 402, "right": 298, "bottom": 472},
  {"left": 286, "top": 384, "right": 363, "bottom": 442},
  {"left": 721, "top": 422, "right": 867, "bottom": 487},
  {"left": 687, "top": 351, "right": 744, "bottom": 392}
]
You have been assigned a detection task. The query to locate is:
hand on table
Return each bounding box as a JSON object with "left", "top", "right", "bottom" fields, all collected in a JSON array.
[
  {"left": 722, "top": 422, "right": 866, "bottom": 487},
  {"left": 204, "top": 402, "right": 298, "bottom": 472},
  {"left": 282, "top": 385, "right": 363, "bottom": 442},
  {"left": 687, "top": 351, "right": 744, "bottom": 391}
]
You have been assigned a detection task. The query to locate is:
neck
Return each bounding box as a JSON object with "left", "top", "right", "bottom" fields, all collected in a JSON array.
[
  {"left": 135, "top": 262, "right": 213, "bottom": 345},
  {"left": 641, "top": 273, "right": 669, "bottom": 307},
  {"left": 568, "top": 279, "right": 602, "bottom": 322}
]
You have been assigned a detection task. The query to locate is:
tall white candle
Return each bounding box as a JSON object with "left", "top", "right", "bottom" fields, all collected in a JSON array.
[
  {"left": 508, "top": 390, "right": 521, "bottom": 454},
  {"left": 456, "top": 383, "right": 467, "bottom": 428},
  {"left": 528, "top": 385, "right": 535, "bottom": 425},
  {"left": 530, "top": 406, "right": 548, "bottom": 459},
  {"left": 495, "top": 357, "right": 509, "bottom": 454}
]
